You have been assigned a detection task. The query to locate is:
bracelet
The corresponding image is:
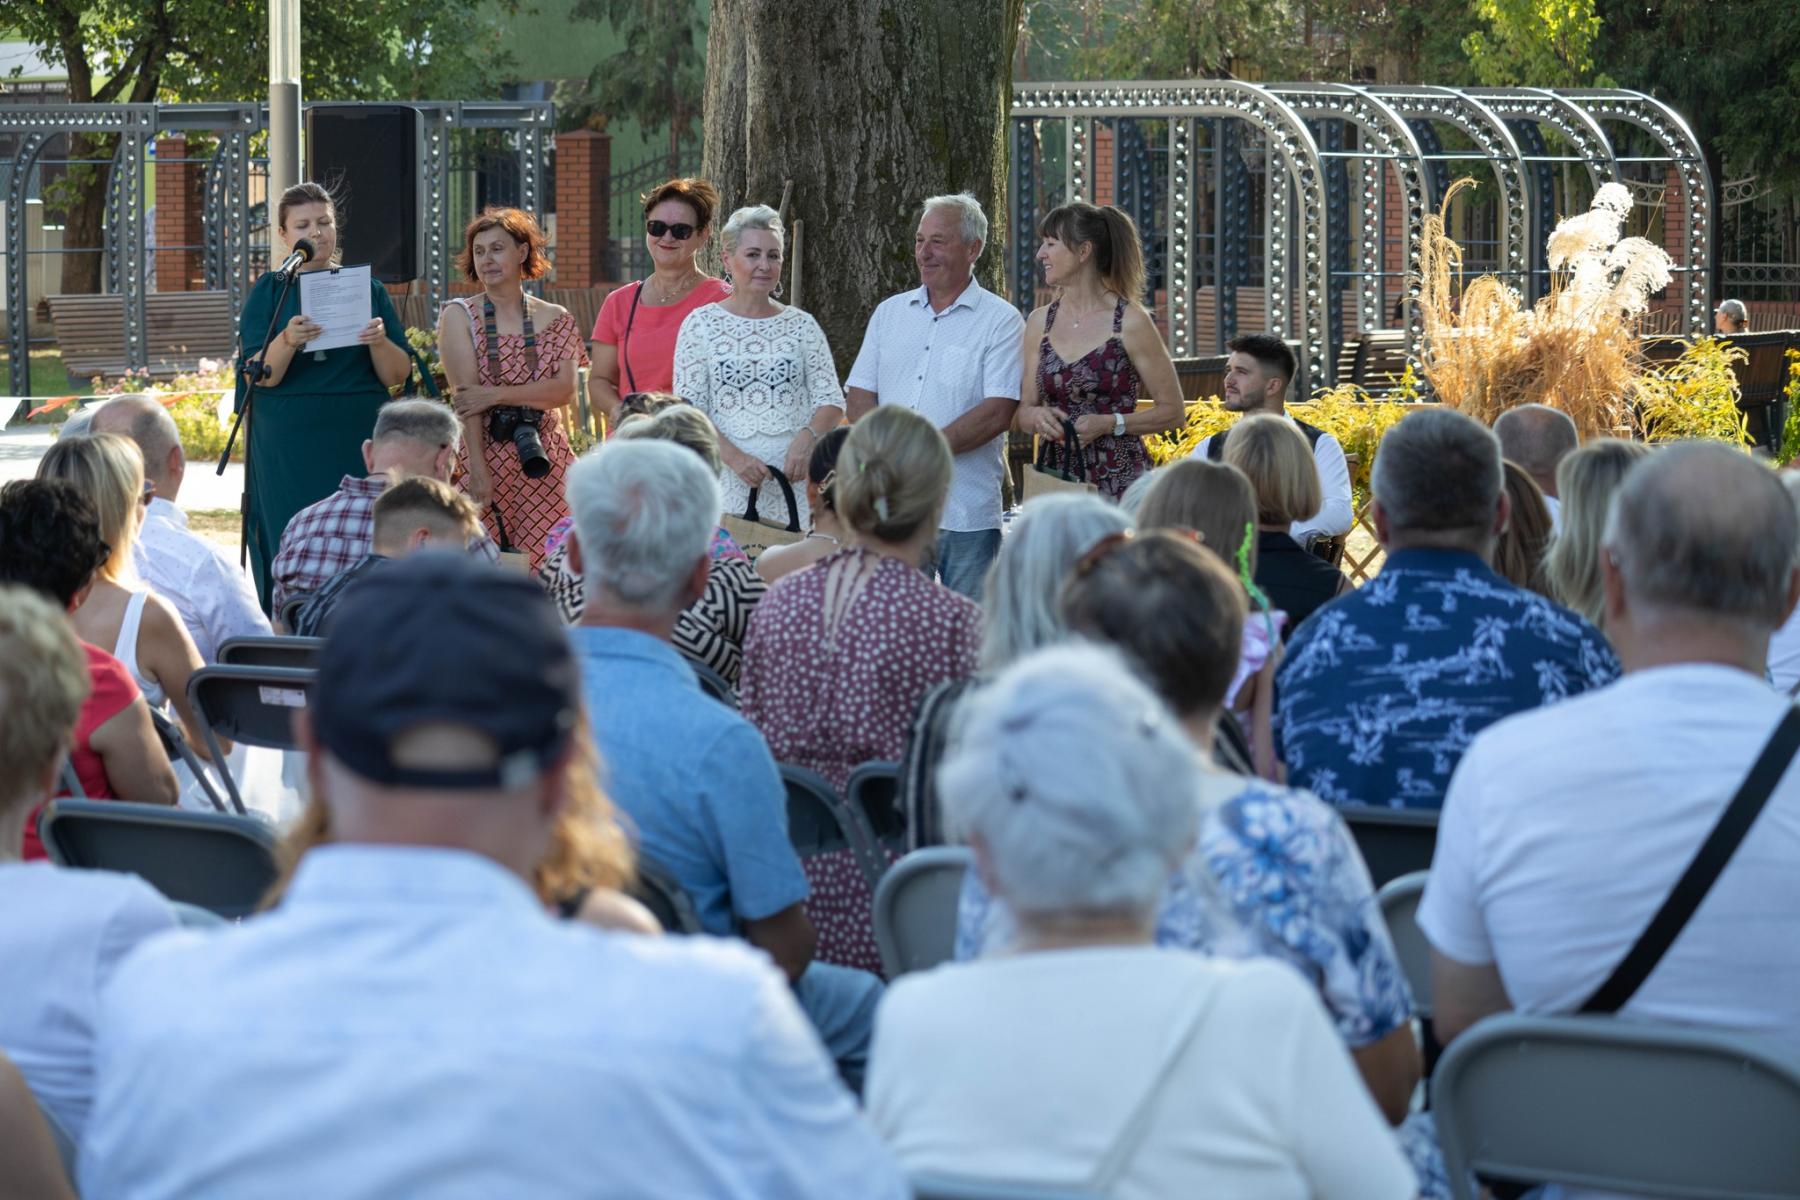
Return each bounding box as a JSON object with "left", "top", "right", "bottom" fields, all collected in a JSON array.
[{"left": 799, "top": 427, "right": 819, "bottom": 444}]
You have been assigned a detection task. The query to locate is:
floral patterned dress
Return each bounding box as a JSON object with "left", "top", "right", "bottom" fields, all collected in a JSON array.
[
  {"left": 453, "top": 298, "right": 589, "bottom": 570},
  {"left": 1036, "top": 297, "right": 1149, "bottom": 500}
]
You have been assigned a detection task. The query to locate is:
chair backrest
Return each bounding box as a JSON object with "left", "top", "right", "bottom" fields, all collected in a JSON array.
[
  {"left": 845, "top": 760, "right": 903, "bottom": 856},
  {"left": 217, "top": 635, "right": 324, "bottom": 671},
  {"left": 874, "top": 846, "right": 973, "bottom": 978},
  {"left": 629, "top": 860, "right": 705, "bottom": 934},
  {"left": 911, "top": 1173, "right": 1101, "bottom": 1200},
  {"left": 779, "top": 763, "right": 885, "bottom": 890},
  {"left": 37, "top": 798, "right": 279, "bottom": 919},
  {"left": 278, "top": 594, "right": 308, "bottom": 633},
  {"left": 1339, "top": 804, "right": 1439, "bottom": 888},
  {"left": 187, "top": 663, "right": 315, "bottom": 813},
  {"left": 1434, "top": 1014, "right": 1800, "bottom": 1200},
  {"left": 1377, "top": 869, "right": 1431, "bottom": 1014},
  {"left": 690, "top": 660, "right": 738, "bottom": 708}
]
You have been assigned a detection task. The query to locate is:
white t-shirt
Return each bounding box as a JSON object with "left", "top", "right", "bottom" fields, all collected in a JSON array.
[
  {"left": 1420, "top": 663, "right": 1800, "bottom": 1039},
  {"left": 0, "top": 863, "right": 175, "bottom": 1142},
  {"left": 846, "top": 279, "right": 1025, "bottom": 533},
  {"left": 866, "top": 947, "right": 1414, "bottom": 1200}
]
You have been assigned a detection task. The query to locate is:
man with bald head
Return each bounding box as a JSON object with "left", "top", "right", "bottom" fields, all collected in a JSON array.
[
  {"left": 1423, "top": 442, "right": 1800, "bottom": 1056},
  {"left": 90, "top": 394, "right": 270, "bottom": 660},
  {"left": 1492, "top": 403, "right": 1577, "bottom": 530}
]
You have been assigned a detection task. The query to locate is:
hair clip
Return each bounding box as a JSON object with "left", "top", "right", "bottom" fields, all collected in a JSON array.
[
  {"left": 874, "top": 495, "right": 890, "bottom": 522},
  {"left": 1073, "top": 528, "right": 1134, "bottom": 577},
  {"left": 1236, "top": 522, "right": 1272, "bottom": 612}
]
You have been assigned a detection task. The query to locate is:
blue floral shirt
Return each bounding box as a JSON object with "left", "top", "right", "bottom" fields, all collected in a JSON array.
[
  {"left": 955, "top": 773, "right": 1413, "bottom": 1048},
  {"left": 1276, "top": 548, "right": 1620, "bottom": 811}
]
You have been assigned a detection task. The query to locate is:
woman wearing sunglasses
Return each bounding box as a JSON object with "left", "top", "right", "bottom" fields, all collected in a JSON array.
[{"left": 587, "top": 177, "right": 730, "bottom": 429}]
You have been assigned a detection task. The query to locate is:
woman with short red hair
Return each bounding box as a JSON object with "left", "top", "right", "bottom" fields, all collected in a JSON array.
[{"left": 438, "top": 206, "right": 589, "bottom": 569}]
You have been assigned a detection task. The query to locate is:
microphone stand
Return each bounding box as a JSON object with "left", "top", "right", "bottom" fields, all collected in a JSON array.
[{"left": 221, "top": 266, "right": 301, "bottom": 574}]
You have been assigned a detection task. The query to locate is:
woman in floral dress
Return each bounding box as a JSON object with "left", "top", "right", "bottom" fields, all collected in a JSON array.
[{"left": 438, "top": 207, "right": 588, "bottom": 569}]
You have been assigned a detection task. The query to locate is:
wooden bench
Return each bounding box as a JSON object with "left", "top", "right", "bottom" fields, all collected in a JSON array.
[
  {"left": 1725, "top": 329, "right": 1798, "bottom": 452},
  {"left": 1335, "top": 329, "right": 1411, "bottom": 392},
  {"left": 47, "top": 291, "right": 235, "bottom": 384}
]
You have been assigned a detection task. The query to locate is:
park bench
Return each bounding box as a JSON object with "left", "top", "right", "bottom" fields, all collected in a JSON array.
[
  {"left": 1725, "top": 329, "right": 1797, "bottom": 452},
  {"left": 1335, "top": 328, "right": 1411, "bottom": 392},
  {"left": 46, "top": 291, "right": 234, "bottom": 385}
]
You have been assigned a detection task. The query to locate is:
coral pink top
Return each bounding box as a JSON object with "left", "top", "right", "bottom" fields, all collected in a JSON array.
[{"left": 591, "top": 276, "right": 730, "bottom": 397}]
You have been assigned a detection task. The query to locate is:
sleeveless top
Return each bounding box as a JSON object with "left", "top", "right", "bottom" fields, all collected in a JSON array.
[
  {"left": 113, "top": 591, "right": 167, "bottom": 708},
  {"left": 1036, "top": 297, "right": 1150, "bottom": 500}
]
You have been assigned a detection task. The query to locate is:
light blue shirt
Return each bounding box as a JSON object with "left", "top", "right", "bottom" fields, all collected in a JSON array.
[
  {"left": 572, "top": 625, "right": 809, "bottom": 934},
  {"left": 78, "top": 844, "right": 904, "bottom": 1200}
]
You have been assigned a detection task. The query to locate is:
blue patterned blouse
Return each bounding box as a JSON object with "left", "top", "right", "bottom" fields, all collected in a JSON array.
[{"left": 1275, "top": 548, "right": 1620, "bottom": 811}]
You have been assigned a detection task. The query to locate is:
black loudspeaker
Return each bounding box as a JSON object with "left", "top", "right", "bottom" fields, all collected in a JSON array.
[{"left": 304, "top": 105, "right": 423, "bottom": 283}]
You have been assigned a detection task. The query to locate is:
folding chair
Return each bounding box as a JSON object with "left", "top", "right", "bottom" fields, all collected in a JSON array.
[
  {"left": 1377, "top": 869, "right": 1432, "bottom": 1014},
  {"left": 217, "top": 634, "right": 324, "bottom": 671},
  {"left": 911, "top": 1174, "right": 1100, "bottom": 1200},
  {"left": 845, "top": 760, "right": 904, "bottom": 858},
  {"left": 779, "top": 763, "right": 886, "bottom": 891},
  {"left": 629, "top": 860, "right": 705, "bottom": 934},
  {"left": 1339, "top": 804, "right": 1438, "bottom": 887},
  {"left": 1434, "top": 1014, "right": 1800, "bottom": 1200},
  {"left": 36, "top": 798, "right": 279, "bottom": 919},
  {"left": 873, "top": 846, "right": 972, "bottom": 978},
  {"left": 148, "top": 707, "right": 229, "bottom": 813},
  {"left": 690, "top": 660, "right": 738, "bottom": 708},
  {"left": 187, "top": 663, "right": 315, "bottom": 814},
  {"left": 278, "top": 593, "right": 308, "bottom": 634}
]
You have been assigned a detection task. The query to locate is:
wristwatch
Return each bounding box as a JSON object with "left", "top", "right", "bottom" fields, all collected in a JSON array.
[{"left": 1112, "top": 413, "right": 1126, "bottom": 438}]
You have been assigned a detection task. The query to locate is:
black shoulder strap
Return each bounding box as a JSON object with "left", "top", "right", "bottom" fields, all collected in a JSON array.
[
  {"left": 1292, "top": 417, "right": 1326, "bottom": 448},
  {"left": 1580, "top": 705, "right": 1800, "bottom": 1014},
  {"left": 620, "top": 281, "right": 645, "bottom": 394},
  {"left": 1206, "top": 427, "right": 1227, "bottom": 461}
]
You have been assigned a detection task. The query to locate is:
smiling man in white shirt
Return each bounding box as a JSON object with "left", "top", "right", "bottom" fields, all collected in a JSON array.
[
  {"left": 846, "top": 193, "right": 1024, "bottom": 599},
  {"left": 79, "top": 553, "right": 905, "bottom": 1200},
  {"left": 90, "top": 394, "right": 271, "bottom": 659}
]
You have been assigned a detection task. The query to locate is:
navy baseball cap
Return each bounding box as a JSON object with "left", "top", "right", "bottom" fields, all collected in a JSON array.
[{"left": 312, "top": 552, "right": 580, "bottom": 790}]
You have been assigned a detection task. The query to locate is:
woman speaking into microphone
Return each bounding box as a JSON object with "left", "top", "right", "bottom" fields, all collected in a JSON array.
[{"left": 238, "top": 181, "right": 411, "bottom": 607}]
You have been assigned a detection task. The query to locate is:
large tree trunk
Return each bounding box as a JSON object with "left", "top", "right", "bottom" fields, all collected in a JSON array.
[
  {"left": 57, "top": 133, "right": 116, "bottom": 295},
  {"left": 702, "top": 0, "right": 1025, "bottom": 377}
]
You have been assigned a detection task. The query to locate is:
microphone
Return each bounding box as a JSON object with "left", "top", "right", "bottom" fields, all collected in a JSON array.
[{"left": 273, "top": 238, "right": 316, "bottom": 280}]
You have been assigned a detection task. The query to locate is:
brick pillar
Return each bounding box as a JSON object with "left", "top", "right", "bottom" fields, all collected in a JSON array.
[
  {"left": 553, "top": 130, "right": 611, "bottom": 287},
  {"left": 153, "top": 135, "right": 205, "bottom": 291},
  {"left": 1092, "top": 123, "right": 1115, "bottom": 206}
]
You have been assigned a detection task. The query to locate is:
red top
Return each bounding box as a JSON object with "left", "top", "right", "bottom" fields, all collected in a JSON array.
[
  {"left": 21, "top": 642, "right": 139, "bottom": 860},
  {"left": 591, "top": 277, "right": 730, "bottom": 397}
]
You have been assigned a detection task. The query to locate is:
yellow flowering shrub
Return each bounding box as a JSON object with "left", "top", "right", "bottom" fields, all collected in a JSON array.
[{"left": 1634, "top": 336, "right": 1751, "bottom": 448}]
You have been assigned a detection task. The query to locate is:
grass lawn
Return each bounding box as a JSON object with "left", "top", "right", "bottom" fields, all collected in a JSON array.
[
  {"left": 1, "top": 349, "right": 95, "bottom": 425},
  {"left": 186, "top": 508, "right": 243, "bottom": 551}
]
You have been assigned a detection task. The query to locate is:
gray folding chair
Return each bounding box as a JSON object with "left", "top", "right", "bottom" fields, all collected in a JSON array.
[
  {"left": 1377, "top": 869, "right": 1432, "bottom": 1014},
  {"left": 780, "top": 763, "right": 886, "bottom": 890},
  {"left": 278, "top": 593, "right": 308, "bottom": 634},
  {"left": 217, "top": 634, "right": 324, "bottom": 671},
  {"left": 690, "top": 660, "right": 738, "bottom": 708},
  {"left": 1340, "top": 803, "right": 1438, "bottom": 887},
  {"left": 1434, "top": 1014, "right": 1800, "bottom": 1199},
  {"left": 629, "top": 860, "right": 705, "bottom": 934},
  {"left": 874, "top": 846, "right": 973, "bottom": 978},
  {"left": 911, "top": 1174, "right": 1100, "bottom": 1200},
  {"left": 148, "top": 706, "right": 229, "bottom": 813},
  {"left": 37, "top": 798, "right": 279, "bottom": 919},
  {"left": 845, "top": 759, "right": 903, "bottom": 858},
  {"left": 187, "top": 663, "right": 315, "bottom": 813}
]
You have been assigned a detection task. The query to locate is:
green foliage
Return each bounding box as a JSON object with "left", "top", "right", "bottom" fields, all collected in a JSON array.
[
  {"left": 1462, "top": 0, "right": 1603, "bottom": 87},
  {"left": 1636, "top": 337, "right": 1752, "bottom": 448},
  {"left": 570, "top": 0, "right": 707, "bottom": 157},
  {"left": 1777, "top": 351, "right": 1800, "bottom": 466}
]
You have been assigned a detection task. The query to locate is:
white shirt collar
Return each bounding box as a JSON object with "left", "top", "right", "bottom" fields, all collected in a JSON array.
[
  {"left": 906, "top": 275, "right": 985, "bottom": 314},
  {"left": 146, "top": 496, "right": 189, "bottom": 528},
  {"left": 286, "top": 844, "right": 544, "bottom": 915}
]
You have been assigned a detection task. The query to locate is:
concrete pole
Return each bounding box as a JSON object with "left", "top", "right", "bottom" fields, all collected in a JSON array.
[{"left": 268, "top": 0, "right": 301, "bottom": 249}]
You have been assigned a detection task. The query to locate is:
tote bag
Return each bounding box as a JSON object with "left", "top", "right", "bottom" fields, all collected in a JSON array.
[
  {"left": 720, "top": 465, "right": 805, "bottom": 560},
  {"left": 1022, "top": 418, "right": 1098, "bottom": 501}
]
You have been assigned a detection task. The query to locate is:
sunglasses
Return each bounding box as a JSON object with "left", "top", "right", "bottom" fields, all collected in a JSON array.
[
  {"left": 646, "top": 220, "right": 697, "bottom": 241},
  {"left": 140, "top": 480, "right": 156, "bottom": 507}
]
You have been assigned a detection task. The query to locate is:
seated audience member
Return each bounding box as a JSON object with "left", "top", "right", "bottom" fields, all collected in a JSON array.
[
  {"left": 270, "top": 399, "right": 486, "bottom": 614},
  {"left": 1494, "top": 460, "right": 1554, "bottom": 596},
  {"left": 291, "top": 477, "right": 481, "bottom": 638},
  {"left": 1492, "top": 403, "right": 1578, "bottom": 531},
  {"left": 0, "top": 481, "right": 177, "bottom": 837},
  {"left": 90, "top": 393, "right": 271, "bottom": 660},
  {"left": 0, "top": 1050, "right": 76, "bottom": 1200},
  {"left": 79, "top": 553, "right": 904, "bottom": 1198},
  {"left": 39, "top": 434, "right": 215, "bottom": 764},
  {"left": 891, "top": 644, "right": 1415, "bottom": 1199},
  {"left": 563, "top": 438, "right": 884, "bottom": 1088},
  {"left": 1277, "top": 408, "right": 1619, "bottom": 811},
  {"left": 542, "top": 401, "right": 767, "bottom": 686},
  {"left": 1139, "top": 459, "right": 1282, "bottom": 779},
  {"left": 741, "top": 405, "right": 982, "bottom": 970},
  {"left": 961, "top": 533, "right": 1426, "bottom": 1140},
  {"left": 899, "top": 492, "right": 1131, "bottom": 849},
  {"left": 1767, "top": 470, "right": 1800, "bottom": 695},
  {"left": 1542, "top": 437, "right": 1652, "bottom": 627},
  {"left": 1423, "top": 444, "right": 1800, "bottom": 1062},
  {"left": 1223, "top": 412, "right": 1350, "bottom": 632},
  {"left": 0, "top": 586, "right": 177, "bottom": 1144},
  {"left": 755, "top": 426, "right": 851, "bottom": 584}
]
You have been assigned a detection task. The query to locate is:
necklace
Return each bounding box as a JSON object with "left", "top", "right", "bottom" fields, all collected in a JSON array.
[
  {"left": 649, "top": 269, "right": 704, "bottom": 306},
  {"left": 1065, "top": 292, "right": 1115, "bottom": 330}
]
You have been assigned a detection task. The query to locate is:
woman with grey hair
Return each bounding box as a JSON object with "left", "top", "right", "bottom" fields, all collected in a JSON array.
[
  {"left": 867, "top": 643, "right": 1415, "bottom": 1198},
  {"left": 672, "top": 204, "right": 844, "bottom": 529}
]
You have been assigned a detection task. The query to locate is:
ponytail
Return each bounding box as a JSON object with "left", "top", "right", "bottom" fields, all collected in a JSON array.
[
  {"left": 1038, "top": 201, "right": 1147, "bottom": 304},
  {"left": 835, "top": 407, "right": 951, "bottom": 543}
]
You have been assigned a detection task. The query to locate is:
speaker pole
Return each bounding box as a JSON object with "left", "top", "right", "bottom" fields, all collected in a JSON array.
[{"left": 268, "top": 0, "right": 301, "bottom": 219}]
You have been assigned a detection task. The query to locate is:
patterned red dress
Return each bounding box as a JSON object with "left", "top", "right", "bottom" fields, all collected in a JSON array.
[
  {"left": 1037, "top": 296, "right": 1150, "bottom": 501},
  {"left": 453, "top": 298, "right": 588, "bottom": 569}
]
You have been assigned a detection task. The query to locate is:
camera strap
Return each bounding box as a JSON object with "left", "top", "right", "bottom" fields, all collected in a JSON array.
[{"left": 480, "top": 293, "right": 539, "bottom": 385}]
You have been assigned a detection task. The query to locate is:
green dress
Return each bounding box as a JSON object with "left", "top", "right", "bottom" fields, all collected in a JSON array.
[{"left": 236, "top": 270, "right": 408, "bottom": 609}]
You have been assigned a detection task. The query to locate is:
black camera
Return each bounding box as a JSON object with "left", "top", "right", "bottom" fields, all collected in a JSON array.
[{"left": 488, "top": 405, "right": 551, "bottom": 479}]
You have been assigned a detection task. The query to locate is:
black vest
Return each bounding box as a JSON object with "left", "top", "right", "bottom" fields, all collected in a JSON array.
[{"left": 1206, "top": 416, "right": 1326, "bottom": 461}]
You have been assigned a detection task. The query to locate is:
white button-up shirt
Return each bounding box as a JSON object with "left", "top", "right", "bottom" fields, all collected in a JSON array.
[
  {"left": 79, "top": 844, "right": 906, "bottom": 1200},
  {"left": 847, "top": 278, "right": 1024, "bottom": 532},
  {"left": 131, "top": 497, "right": 270, "bottom": 662}
]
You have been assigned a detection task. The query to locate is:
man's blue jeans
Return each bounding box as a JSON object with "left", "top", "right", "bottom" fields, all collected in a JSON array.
[{"left": 924, "top": 527, "right": 1002, "bottom": 601}]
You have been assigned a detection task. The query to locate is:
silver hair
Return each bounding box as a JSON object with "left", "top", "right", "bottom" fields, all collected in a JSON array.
[
  {"left": 372, "top": 398, "right": 462, "bottom": 452},
  {"left": 720, "top": 204, "right": 785, "bottom": 256},
  {"left": 1493, "top": 403, "right": 1579, "bottom": 482},
  {"left": 565, "top": 438, "right": 719, "bottom": 612},
  {"left": 1370, "top": 406, "right": 1502, "bottom": 539},
  {"left": 90, "top": 394, "right": 181, "bottom": 481},
  {"left": 919, "top": 193, "right": 989, "bottom": 252},
  {"left": 1603, "top": 441, "right": 1798, "bottom": 628},
  {"left": 939, "top": 642, "right": 1200, "bottom": 923},
  {"left": 981, "top": 493, "right": 1131, "bottom": 670}
]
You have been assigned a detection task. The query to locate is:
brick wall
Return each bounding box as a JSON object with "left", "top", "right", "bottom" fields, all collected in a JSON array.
[
  {"left": 153, "top": 135, "right": 205, "bottom": 291},
  {"left": 554, "top": 130, "right": 610, "bottom": 287}
]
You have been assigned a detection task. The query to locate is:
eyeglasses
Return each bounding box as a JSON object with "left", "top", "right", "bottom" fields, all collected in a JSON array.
[
  {"left": 646, "top": 220, "right": 696, "bottom": 241},
  {"left": 139, "top": 480, "right": 156, "bottom": 507}
]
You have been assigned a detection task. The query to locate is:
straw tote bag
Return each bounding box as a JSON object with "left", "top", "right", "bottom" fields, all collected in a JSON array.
[
  {"left": 720, "top": 465, "right": 805, "bottom": 560},
  {"left": 1022, "top": 417, "right": 1099, "bottom": 501}
]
